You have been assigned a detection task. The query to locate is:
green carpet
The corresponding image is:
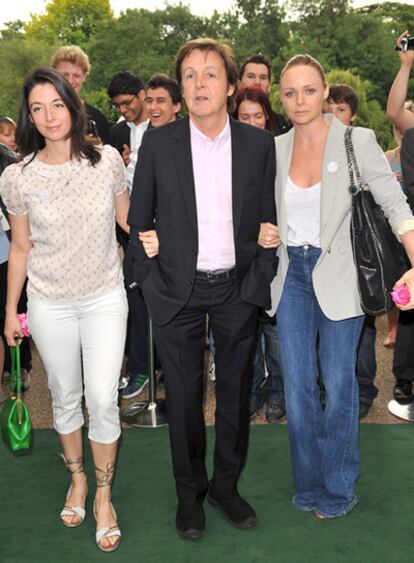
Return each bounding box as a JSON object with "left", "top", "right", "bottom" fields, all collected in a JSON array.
[{"left": 0, "top": 425, "right": 413, "bottom": 563}]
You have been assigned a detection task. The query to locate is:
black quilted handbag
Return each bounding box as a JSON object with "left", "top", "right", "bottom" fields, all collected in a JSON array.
[{"left": 345, "top": 127, "right": 405, "bottom": 316}]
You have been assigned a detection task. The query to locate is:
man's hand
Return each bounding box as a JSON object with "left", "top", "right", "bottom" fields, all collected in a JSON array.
[
  {"left": 393, "top": 267, "right": 414, "bottom": 311},
  {"left": 139, "top": 229, "right": 159, "bottom": 258},
  {"left": 396, "top": 31, "right": 414, "bottom": 66},
  {"left": 121, "top": 144, "right": 132, "bottom": 166},
  {"left": 258, "top": 222, "right": 280, "bottom": 249}
]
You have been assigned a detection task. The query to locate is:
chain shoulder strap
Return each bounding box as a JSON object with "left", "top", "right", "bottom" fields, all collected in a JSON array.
[{"left": 344, "top": 127, "right": 365, "bottom": 195}]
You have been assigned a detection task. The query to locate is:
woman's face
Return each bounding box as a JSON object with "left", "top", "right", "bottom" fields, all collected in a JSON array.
[
  {"left": 280, "top": 64, "right": 328, "bottom": 126},
  {"left": 28, "top": 83, "right": 72, "bottom": 145},
  {"left": 0, "top": 124, "right": 17, "bottom": 151},
  {"left": 237, "top": 99, "right": 267, "bottom": 129}
]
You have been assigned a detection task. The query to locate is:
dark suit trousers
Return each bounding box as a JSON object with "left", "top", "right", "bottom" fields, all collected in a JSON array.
[
  {"left": 393, "top": 309, "right": 414, "bottom": 382},
  {"left": 152, "top": 275, "right": 258, "bottom": 505},
  {"left": 123, "top": 250, "right": 150, "bottom": 375}
]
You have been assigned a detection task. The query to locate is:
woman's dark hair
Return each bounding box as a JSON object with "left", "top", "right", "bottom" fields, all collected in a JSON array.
[
  {"left": 328, "top": 84, "right": 358, "bottom": 117},
  {"left": 16, "top": 67, "right": 101, "bottom": 166},
  {"left": 233, "top": 86, "right": 277, "bottom": 135}
]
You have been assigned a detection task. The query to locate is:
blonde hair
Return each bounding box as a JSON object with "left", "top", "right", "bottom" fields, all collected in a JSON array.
[
  {"left": 0, "top": 116, "right": 16, "bottom": 134},
  {"left": 280, "top": 54, "right": 326, "bottom": 85},
  {"left": 51, "top": 45, "right": 91, "bottom": 77}
]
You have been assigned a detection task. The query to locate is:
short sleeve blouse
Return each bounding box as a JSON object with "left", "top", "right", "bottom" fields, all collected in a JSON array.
[{"left": 0, "top": 145, "right": 127, "bottom": 300}]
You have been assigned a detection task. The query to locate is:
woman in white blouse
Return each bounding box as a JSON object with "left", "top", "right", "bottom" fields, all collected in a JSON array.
[
  {"left": 1, "top": 68, "right": 129, "bottom": 552},
  {"left": 260, "top": 54, "right": 414, "bottom": 519}
]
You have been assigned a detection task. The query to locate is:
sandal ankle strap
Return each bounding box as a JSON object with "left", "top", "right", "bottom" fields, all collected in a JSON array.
[
  {"left": 58, "top": 452, "right": 85, "bottom": 474},
  {"left": 95, "top": 461, "right": 116, "bottom": 487}
]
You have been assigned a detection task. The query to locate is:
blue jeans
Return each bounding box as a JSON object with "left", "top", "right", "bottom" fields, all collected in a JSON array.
[
  {"left": 277, "top": 246, "right": 364, "bottom": 518},
  {"left": 250, "top": 322, "right": 284, "bottom": 409}
]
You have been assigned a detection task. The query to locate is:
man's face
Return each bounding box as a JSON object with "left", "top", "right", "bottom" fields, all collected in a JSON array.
[
  {"left": 240, "top": 63, "right": 270, "bottom": 94},
  {"left": 55, "top": 61, "right": 87, "bottom": 95},
  {"left": 111, "top": 90, "right": 147, "bottom": 124},
  {"left": 146, "top": 87, "right": 181, "bottom": 127},
  {"left": 181, "top": 49, "right": 234, "bottom": 124},
  {"left": 325, "top": 100, "right": 356, "bottom": 126}
]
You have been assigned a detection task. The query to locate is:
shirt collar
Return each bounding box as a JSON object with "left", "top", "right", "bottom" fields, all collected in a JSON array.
[
  {"left": 189, "top": 115, "right": 230, "bottom": 144},
  {"left": 127, "top": 119, "right": 150, "bottom": 131}
]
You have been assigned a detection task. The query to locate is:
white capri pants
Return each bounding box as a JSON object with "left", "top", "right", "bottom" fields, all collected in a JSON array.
[{"left": 28, "top": 286, "right": 128, "bottom": 443}]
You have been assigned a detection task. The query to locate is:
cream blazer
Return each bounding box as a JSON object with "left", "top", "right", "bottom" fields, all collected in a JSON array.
[{"left": 268, "top": 114, "right": 413, "bottom": 321}]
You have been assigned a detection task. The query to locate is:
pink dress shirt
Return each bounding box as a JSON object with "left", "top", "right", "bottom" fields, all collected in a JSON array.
[{"left": 190, "top": 117, "right": 235, "bottom": 271}]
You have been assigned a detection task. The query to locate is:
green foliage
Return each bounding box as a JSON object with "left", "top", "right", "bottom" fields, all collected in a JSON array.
[
  {"left": 82, "top": 88, "right": 117, "bottom": 125},
  {"left": 0, "top": 38, "right": 56, "bottom": 119},
  {"left": 0, "top": 20, "right": 25, "bottom": 41},
  {"left": 0, "top": 0, "right": 412, "bottom": 139},
  {"left": 325, "top": 69, "right": 392, "bottom": 149},
  {"left": 24, "top": 0, "right": 114, "bottom": 49},
  {"left": 232, "top": 0, "right": 288, "bottom": 61}
]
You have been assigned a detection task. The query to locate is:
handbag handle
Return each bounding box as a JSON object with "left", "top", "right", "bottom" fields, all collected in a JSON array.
[
  {"left": 344, "top": 127, "right": 365, "bottom": 195},
  {"left": 9, "top": 344, "right": 22, "bottom": 398}
]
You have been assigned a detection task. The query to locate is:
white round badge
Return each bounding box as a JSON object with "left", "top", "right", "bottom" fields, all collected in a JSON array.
[{"left": 327, "top": 161, "right": 338, "bottom": 173}]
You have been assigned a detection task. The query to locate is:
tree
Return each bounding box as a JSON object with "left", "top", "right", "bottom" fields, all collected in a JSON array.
[
  {"left": 232, "top": 0, "right": 288, "bottom": 62},
  {"left": 0, "top": 20, "right": 25, "bottom": 41},
  {"left": 325, "top": 68, "right": 393, "bottom": 149},
  {"left": 24, "top": 0, "right": 114, "bottom": 49},
  {"left": 0, "top": 38, "right": 55, "bottom": 118}
]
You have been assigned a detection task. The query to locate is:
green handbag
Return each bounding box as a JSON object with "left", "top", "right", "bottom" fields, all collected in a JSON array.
[{"left": 0, "top": 345, "right": 32, "bottom": 452}]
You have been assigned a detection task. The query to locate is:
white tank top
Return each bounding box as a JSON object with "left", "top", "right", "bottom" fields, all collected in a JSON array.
[{"left": 286, "top": 176, "right": 321, "bottom": 247}]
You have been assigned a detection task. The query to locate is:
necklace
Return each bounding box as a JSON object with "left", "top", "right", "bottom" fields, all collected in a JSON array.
[{"left": 40, "top": 150, "right": 73, "bottom": 186}]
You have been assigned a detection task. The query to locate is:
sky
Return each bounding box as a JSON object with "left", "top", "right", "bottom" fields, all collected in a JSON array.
[{"left": 0, "top": 0, "right": 394, "bottom": 28}]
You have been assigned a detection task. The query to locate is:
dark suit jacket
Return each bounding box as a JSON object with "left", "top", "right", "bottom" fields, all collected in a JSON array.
[
  {"left": 85, "top": 103, "right": 110, "bottom": 145},
  {"left": 109, "top": 120, "right": 131, "bottom": 154},
  {"left": 401, "top": 127, "right": 414, "bottom": 212},
  {"left": 127, "top": 116, "right": 278, "bottom": 326}
]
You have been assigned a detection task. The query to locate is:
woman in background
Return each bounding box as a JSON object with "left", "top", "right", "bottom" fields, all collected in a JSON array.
[
  {"left": 233, "top": 86, "right": 278, "bottom": 135},
  {"left": 233, "top": 86, "right": 286, "bottom": 423},
  {"left": 0, "top": 117, "right": 17, "bottom": 152}
]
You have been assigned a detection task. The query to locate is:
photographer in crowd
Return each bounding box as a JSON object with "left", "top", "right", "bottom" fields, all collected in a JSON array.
[{"left": 386, "top": 31, "right": 414, "bottom": 404}]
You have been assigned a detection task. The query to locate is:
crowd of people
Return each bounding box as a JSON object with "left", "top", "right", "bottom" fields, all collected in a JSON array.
[{"left": 1, "top": 31, "right": 414, "bottom": 551}]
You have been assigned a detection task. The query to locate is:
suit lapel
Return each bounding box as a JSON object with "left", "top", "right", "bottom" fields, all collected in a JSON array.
[
  {"left": 320, "top": 115, "right": 346, "bottom": 241},
  {"left": 230, "top": 118, "right": 247, "bottom": 240},
  {"left": 172, "top": 117, "right": 198, "bottom": 232},
  {"left": 276, "top": 129, "right": 294, "bottom": 244}
]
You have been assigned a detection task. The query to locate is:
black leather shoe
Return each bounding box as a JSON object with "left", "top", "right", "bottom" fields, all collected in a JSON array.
[
  {"left": 393, "top": 379, "right": 413, "bottom": 403},
  {"left": 207, "top": 487, "right": 257, "bottom": 529},
  {"left": 175, "top": 503, "right": 205, "bottom": 540}
]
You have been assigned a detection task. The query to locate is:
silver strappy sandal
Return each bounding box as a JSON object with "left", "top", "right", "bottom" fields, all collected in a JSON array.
[
  {"left": 94, "top": 462, "right": 121, "bottom": 553},
  {"left": 58, "top": 453, "right": 87, "bottom": 528}
]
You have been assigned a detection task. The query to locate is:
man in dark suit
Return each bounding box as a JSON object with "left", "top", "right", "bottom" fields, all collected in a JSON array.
[{"left": 127, "top": 38, "right": 277, "bottom": 539}]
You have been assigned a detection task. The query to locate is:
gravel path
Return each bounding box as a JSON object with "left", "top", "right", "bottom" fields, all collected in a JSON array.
[{"left": 3, "top": 314, "right": 405, "bottom": 428}]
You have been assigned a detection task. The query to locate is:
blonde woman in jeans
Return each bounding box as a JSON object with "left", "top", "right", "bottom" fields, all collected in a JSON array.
[
  {"left": 260, "top": 54, "right": 414, "bottom": 519},
  {"left": 1, "top": 68, "right": 129, "bottom": 552}
]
